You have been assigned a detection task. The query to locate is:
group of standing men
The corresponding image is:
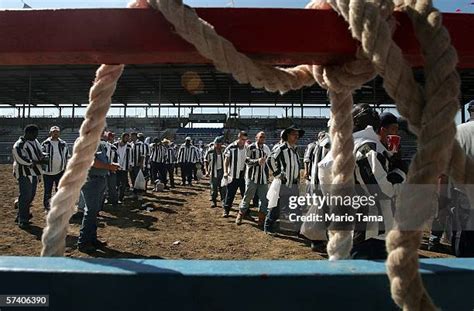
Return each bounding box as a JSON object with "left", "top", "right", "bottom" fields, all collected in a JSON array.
[
  {"left": 12, "top": 125, "right": 69, "bottom": 228},
  {"left": 204, "top": 126, "right": 305, "bottom": 235},
  {"left": 201, "top": 106, "right": 410, "bottom": 258},
  {"left": 11, "top": 124, "right": 203, "bottom": 252},
  {"left": 13, "top": 105, "right": 473, "bottom": 257},
  {"left": 76, "top": 131, "right": 211, "bottom": 251}
]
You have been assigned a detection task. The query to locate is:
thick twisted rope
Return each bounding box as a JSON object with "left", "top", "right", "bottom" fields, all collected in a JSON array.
[
  {"left": 307, "top": 0, "right": 386, "bottom": 258},
  {"left": 149, "top": 0, "right": 381, "bottom": 260},
  {"left": 325, "top": 87, "right": 355, "bottom": 260},
  {"left": 41, "top": 65, "right": 124, "bottom": 256},
  {"left": 388, "top": 2, "right": 458, "bottom": 310},
  {"left": 146, "top": 0, "right": 469, "bottom": 307},
  {"left": 41, "top": 0, "right": 148, "bottom": 257},
  {"left": 323, "top": 0, "right": 460, "bottom": 309},
  {"left": 311, "top": 59, "right": 378, "bottom": 259},
  {"left": 147, "top": 0, "right": 316, "bottom": 94},
  {"left": 325, "top": 1, "right": 437, "bottom": 309}
]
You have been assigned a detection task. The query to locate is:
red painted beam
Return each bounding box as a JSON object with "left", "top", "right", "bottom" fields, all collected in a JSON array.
[{"left": 0, "top": 8, "right": 473, "bottom": 68}]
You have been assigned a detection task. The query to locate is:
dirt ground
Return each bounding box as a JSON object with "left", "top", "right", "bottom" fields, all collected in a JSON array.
[{"left": 0, "top": 164, "right": 453, "bottom": 259}]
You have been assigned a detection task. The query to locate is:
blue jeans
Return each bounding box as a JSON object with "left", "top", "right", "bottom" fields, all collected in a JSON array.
[
  {"left": 240, "top": 180, "right": 269, "bottom": 214},
  {"left": 100, "top": 173, "right": 118, "bottom": 210},
  {"left": 150, "top": 162, "right": 160, "bottom": 184},
  {"left": 158, "top": 163, "right": 167, "bottom": 184},
  {"left": 223, "top": 177, "right": 245, "bottom": 213},
  {"left": 210, "top": 169, "right": 226, "bottom": 204},
  {"left": 181, "top": 163, "right": 194, "bottom": 184},
  {"left": 116, "top": 171, "right": 129, "bottom": 201},
  {"left": 79, "top": 175, "right": 106, "bottom": 245},
  {"left": 106, "top": 173, "right": 118, "bottom": 205},
  {"left": 17, "top": 176, "right": 38, "bottom": 223},
  {"left": 165, "top": 164, "right": 175, "bottom": 187},
  {"left": 43, "top": 172, "right": 63, "bottom": 210},
  {"left": 78, "top": 191, "right": 85, "bottom": 212},
  {"left": 265, "top": 184, "right": 299, "bottom": 232}
]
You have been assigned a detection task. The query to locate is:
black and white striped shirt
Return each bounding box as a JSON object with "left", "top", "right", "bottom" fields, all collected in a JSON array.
[
  {"left": 132, "top": 141, "right": 149, "bottom": 168},
  {"left": 165, "top": 146, "right": 177, "bottom": 164},
  {"left": 177, "top": 144, "right": 199, "bottom": 164},
  {"left": 196, "top": 147, "right": 205, "bottom": 163},
  {"left": 318, "top": 126, "right": 397, "bottom": 242},
  {"left": 224, "top": 141, "right": 247, "bottom": 179},
  {"left": 353, "top": 138, "right": 395, "bottom": 243},
  {"left": 245, "top": 143, "right": 270, "bottom": 184},
  {"left": 106, "top": 142, "right": 118, "bottom": 164},
  {"left": 12, "top": 137, "right": 43, "bottom": 178},
  {"left": 304, "top": 141, "right": 318, "bottom": 173},
  {"left": 205, "top": 146, "right": 224, "bottom": 179},
  {"left": 114, "top": 141, "right": 133, "bottom": 170},
  {"left": 267, "top": 142, "right": 301, "bottom": 186},
  {"left": 310, "top": 138, "right": 330, "bottom": 185},
  {"left": 150, "top": 143, "right": 167, "bottom": 163},
  {"left": 41, "top": 137, "right": 69, "bottom": 175}
]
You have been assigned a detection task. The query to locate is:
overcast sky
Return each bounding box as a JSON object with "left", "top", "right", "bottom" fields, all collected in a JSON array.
[{"left": 0, "top": 0, "right": 473, "bottom": 12}]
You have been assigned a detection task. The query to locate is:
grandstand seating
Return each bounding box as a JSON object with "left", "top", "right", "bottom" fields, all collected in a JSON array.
[
  {"left": 0, "top": 118, "right": 169, "bottom": 164},
  {"left": 0, "top": 116, "right": 417, "bottom": 164},
  {"left": 175, "top": 128, "right": 224, "bottom": 145}
]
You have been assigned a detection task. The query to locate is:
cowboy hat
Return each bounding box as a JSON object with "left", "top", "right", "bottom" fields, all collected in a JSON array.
[{"left": 281, "top": 125, "right": 305, "bottom": 141}]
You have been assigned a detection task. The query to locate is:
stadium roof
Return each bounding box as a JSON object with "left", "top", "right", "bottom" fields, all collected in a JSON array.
[
  {"left": 0, "top": 64, "right": 473, "bottom": 110},
  {"left": 0, "top": 9, "right": 473, "bottom": 111}
]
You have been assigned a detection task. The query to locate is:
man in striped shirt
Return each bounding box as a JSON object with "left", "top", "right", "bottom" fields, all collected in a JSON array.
[
  {"left": 350, "top": 105, "right": 397, "bottom": 258},
  {"left": 304, "top": 132, "right": 331, "bottom": 250},
  {"left": 177, "top": 137, "right": 199, "bottom": 186},
  {"left": 236, "top": 131, "right": 271, "bottom": 226},
  {"left": 303, "top": 136, "right": 317, "bottom": 180},
  {"left": 222, "top": 131, "right": 248, "bottom": 217},
  {"left": 193, "top": 140, "right": 204, "bottom": 181},
  {"left": 149, "top": 138, "right": 167, "bottom": 186},
  {"left": 12, "top": 124, "right": 47, "bottom": 228},
  {"left": 104, "top": 132, "right": 119, "bottom": 207},
  {"left": 309, "top": 132, "right": 330, "bottom": 190},
  {"left": 174, "top": 144, "right": 180, "bottom": 175},
  {"left": 41, "top": 126, "right": 69, "bottom": 212},
  {"left": 204, "top": 136, "right": 226, "bottom": 208},
  {"left": 265, "top": 126, "right": 304, "bottom": 235},
  {"left": 318, "top": 104, "right": 399, "bottom": 259},
  {"left": 304, "top": 132, "right": 326, "bottom": 182},
  {"left": 114, "top": 133, "right": 133, "bottom": 202},
  {"left": 139, "top": 133, "right": 151, "bottom": 185},
  {"left": 129, "top": 132, "right": 138, "bottom": 186},
  {"left": 163, "top": 139, "right": 177, "bottom": 189},
  {"left": 131, "top": 133, "right": 149, "bottom": 188}
]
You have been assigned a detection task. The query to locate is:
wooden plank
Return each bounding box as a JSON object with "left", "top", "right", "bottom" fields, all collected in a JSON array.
[
  {"left": 0, "top": 9, "right": 473, "bottom": 67},
  {"left": 0, "top": 257, "right": 473, "bottom": 310}
]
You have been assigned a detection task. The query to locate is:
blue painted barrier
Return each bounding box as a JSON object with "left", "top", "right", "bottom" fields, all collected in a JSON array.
[{"left": 0, "top": 257, "right": 473, "bottom": 311}]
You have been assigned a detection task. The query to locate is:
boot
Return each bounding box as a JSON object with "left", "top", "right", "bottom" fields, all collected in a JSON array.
[
  {"left": 258, "top": 212, "right": 266, "bottom": 228},
  {"left": 235, "top": 212, "right": 243, "bottom": 225},
  {"left": 243, "top": 212, "right": 255, "bottom": 222},
  {"left": 264, "top": 217, "right": 276, "bottom": 236}
]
